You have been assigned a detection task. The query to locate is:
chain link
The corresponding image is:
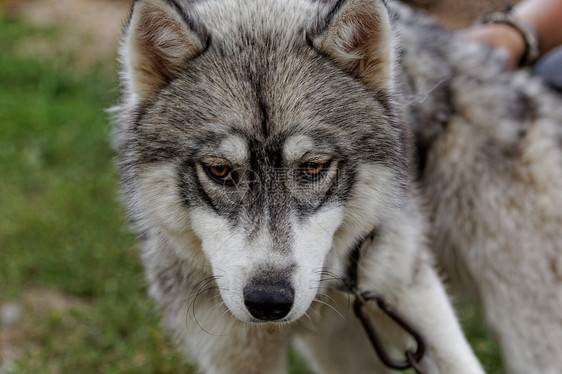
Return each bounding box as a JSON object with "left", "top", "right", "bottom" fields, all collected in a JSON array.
[{"left": 352, "top": 288, "right": 426, "bottom": 374}]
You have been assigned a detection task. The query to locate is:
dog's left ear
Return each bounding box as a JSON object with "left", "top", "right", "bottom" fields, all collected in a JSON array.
[{"left": 310, "top": 0, "right": 395, "bottom": 90}]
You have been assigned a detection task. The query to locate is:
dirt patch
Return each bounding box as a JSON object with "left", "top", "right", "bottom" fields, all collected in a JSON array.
[
  {"left": 5, "top": 0, "right": 130, "bottom": 70},
  {"left": 0, "top": 288, "right": 88, "bottom": 370}
]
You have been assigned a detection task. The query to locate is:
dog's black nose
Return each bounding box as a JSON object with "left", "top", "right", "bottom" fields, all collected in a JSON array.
[{"left": 243, "top": 282, "right": 294, "bottom": 321}]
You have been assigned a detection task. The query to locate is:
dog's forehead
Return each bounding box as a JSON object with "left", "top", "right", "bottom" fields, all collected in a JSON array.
[
  {"left": 193, "top": 0, "right": 318, "bottom": 40},
  {"left": 181, "top": 0, "right": 366, "bottom": 134},
  {"left": 144, "top": 0, "right": 398, "bottom": 164},
  {"left": 173, "top": 46, "right": 380, "bottom": 136}
]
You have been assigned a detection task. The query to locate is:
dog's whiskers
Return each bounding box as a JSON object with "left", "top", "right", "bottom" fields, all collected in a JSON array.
[
  {"left": 316, "top": 292, "right": 341, "bottom": 310},
  {"left": 312, "top": 297, "right": 346, "bottom": 322},
  {"left": 184, "top": 275, "right": 227, "bottom": 336},
  {"left": 210, "top": 299, "right": 226, "bottom": 314},
  {"left": 313, "top": 269, "right": 353, "bottom": 308},
  {"left": 299, "top": 311, "right": 317, "bottom": 331},
  {"left": 315, "top": 269, "right": 347, "bottom": 288}
]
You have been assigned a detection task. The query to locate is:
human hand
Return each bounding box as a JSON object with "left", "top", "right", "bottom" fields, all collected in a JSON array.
[{"left": 460, "top": 23, "right": 526, "bottom": 69}]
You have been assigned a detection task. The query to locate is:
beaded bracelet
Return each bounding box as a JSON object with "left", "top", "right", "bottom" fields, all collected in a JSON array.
[{"left": 479, "top": 8, "right": 540, "bottom": 67}]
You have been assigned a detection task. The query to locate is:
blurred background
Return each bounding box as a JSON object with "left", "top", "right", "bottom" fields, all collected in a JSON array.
[{"left": 0, "top": 0, "right": 514, "bottom": 373}]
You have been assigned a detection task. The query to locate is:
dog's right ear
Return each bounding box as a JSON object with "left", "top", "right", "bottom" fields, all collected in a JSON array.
[
  {"left": 309, "top": 0, "right": 395, "bottom": 91},
  {"left": 123, "top": 0, "right": 208, "bottom": 101}
]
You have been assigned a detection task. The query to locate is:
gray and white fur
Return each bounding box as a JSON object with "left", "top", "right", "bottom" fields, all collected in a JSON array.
[
  {"left": 391, "top": 4, "right": 562, "bottom": 374},
  {"left": 112, "top": 0, "right": 562, "bottom": 373}
]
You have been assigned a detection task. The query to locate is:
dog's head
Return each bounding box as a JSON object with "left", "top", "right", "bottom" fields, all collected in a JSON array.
[{"left": 116, "top": 0, "right": 408, "bottom": 323}]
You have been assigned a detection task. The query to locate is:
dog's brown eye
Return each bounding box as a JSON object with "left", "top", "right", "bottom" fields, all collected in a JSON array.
[
  {"left": 301, "top": 158, "right": 332, "bottom": 181},
  {"left": 306, "top": 162, "right": 324, "bottom": 176},
  {"left": 209, "top": 165, "right": 229, "bottom": 178},
  {"left": 203, "top": 162, "right": 236, "bottom": 186}
]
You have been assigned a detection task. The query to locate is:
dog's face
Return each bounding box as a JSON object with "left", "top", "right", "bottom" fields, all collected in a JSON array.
[{"left": 117, "top": 0, "right": 406, "bottom": 323}]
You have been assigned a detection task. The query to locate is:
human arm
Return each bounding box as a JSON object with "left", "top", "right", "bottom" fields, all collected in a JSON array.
[{"left": 461, "top": 0, "right": 562, "bottom": 69}]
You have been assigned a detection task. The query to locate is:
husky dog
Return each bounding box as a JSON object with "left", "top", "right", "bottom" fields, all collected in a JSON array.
[{"left": 113, "top": 0, "right": 561, "bottom": 373}]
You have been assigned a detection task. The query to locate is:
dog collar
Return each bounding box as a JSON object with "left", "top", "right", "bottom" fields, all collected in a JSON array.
[{"left": 343, "top": 224, "right": 377, "bottom": 291}]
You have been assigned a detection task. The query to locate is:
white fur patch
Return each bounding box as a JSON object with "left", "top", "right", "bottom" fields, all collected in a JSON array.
[
  {"left": 282, "top": 135, "right": 315, "bottom": 162},
  {"left": 217, "top": 135, "right": 249, "bottom": 164},
  {"left": 289, "top": 206, "right": 344, "bottom": 320},
  {"left": 189, "top": 204, "right": 344, "bottom": 322}
]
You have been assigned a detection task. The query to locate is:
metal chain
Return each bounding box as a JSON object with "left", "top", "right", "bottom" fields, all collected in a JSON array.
[
  {"left": 352, "top": 288, "right": 426, "bottom": 374},
  {"left": 344, "top": 227, "right": 427, "bottom": 373}
]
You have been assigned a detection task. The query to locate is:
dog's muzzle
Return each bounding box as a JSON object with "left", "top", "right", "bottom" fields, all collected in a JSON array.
[{"left": 243, "top": 281, "right": 294, "bottom": 321}]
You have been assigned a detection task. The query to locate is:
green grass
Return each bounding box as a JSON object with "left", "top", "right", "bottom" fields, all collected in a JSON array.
[
  {"left": 0, "top": 16, "right": 190, "bottom": 373},
  {"left": 0, "top": 15, "right": 502, "bottom": 374}
]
